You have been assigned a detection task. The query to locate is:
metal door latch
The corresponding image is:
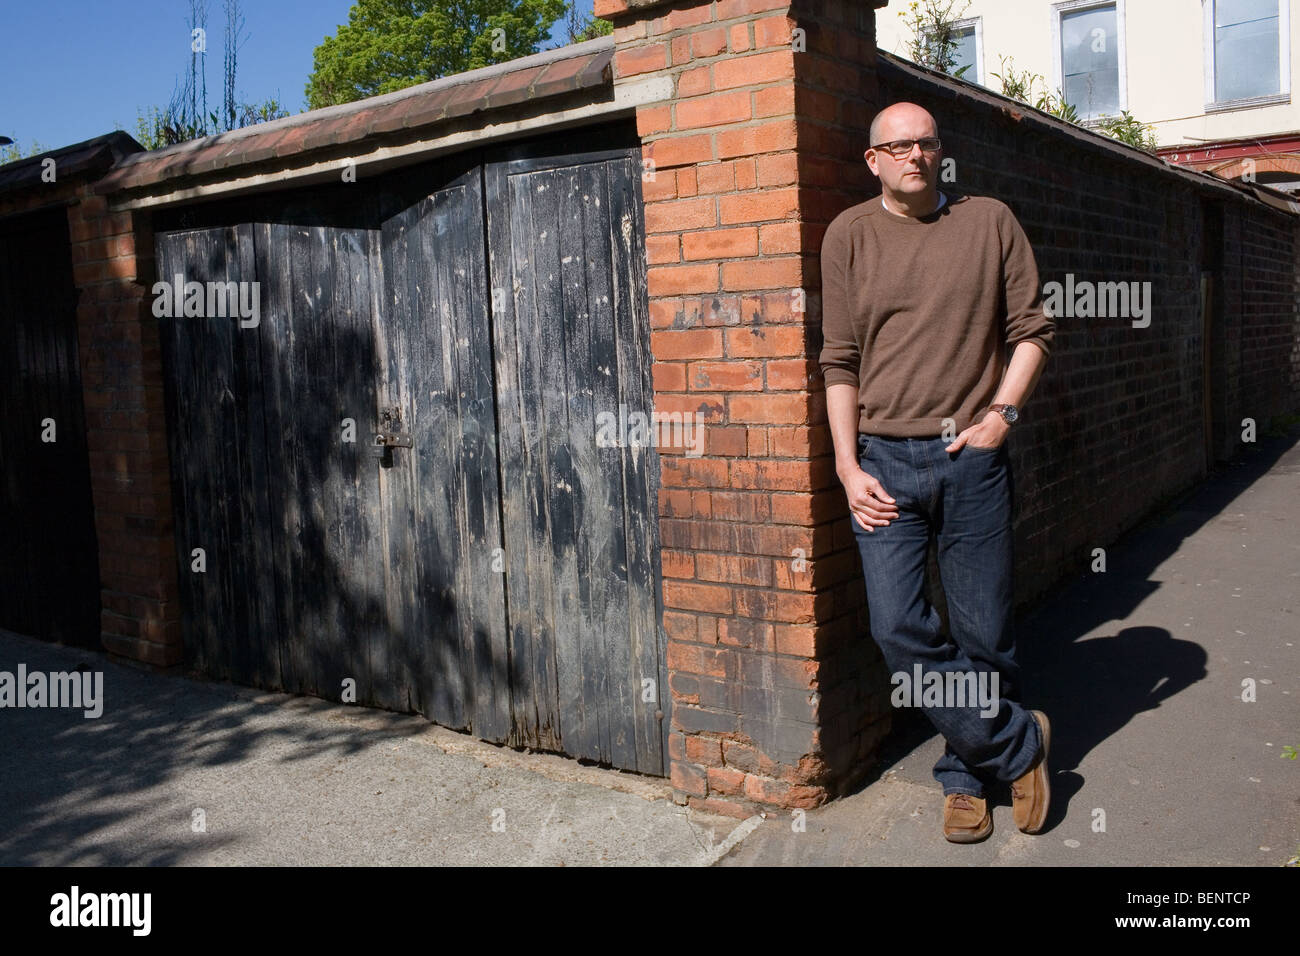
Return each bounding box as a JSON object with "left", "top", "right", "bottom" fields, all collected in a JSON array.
[{"left": 371, "top": 406, "right": 413, "bottom": 463}]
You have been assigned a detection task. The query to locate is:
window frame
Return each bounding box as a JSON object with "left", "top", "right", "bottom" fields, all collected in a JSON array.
[
  {"left": 1202, "top": 0, "right": 1290, "bottom": 112},
  {"left": 1051, "top": 0, "right": 1128, "bottom": 122},
  {"left": 920, "top": 15, "right": 984, "bottom": 85},
  {"left": 952, "top": 16, "right": 984, "bottom": 86}
]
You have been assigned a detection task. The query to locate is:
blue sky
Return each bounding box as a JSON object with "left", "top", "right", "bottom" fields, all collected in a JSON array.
[{"left": 0, "top": 0, "right": 598, "bottom": 152}]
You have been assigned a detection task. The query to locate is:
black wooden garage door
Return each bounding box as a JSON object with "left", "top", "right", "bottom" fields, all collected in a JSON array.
[
  {"left": 155, "top": 127, "right": 668, "bottom": 773},
  {"left": 0, "top": 208, "right": 100, "bottom": 647}
]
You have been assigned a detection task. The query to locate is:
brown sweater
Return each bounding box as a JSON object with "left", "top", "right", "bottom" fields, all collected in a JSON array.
[{"left": 818, "top": 191, "right": 1054, "bottom": 437}]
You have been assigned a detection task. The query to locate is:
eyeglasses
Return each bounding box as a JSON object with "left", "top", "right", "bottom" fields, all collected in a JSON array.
[{"left": 869, "top": 138, "right": 942, "bottom": 159}]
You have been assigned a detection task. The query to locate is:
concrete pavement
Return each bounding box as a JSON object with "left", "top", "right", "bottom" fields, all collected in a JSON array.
[
  {"left": 2, "top": 426, "right": 1296, "bottom": 866},
  {"left": 0, "top": 629, "right": 742, "bottom": 866},
  {"left": 722, "top": 424, "right": 1300, "bottom": 865}
]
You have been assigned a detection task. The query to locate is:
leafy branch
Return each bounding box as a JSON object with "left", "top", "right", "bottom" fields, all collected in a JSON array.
[
  {"left": 898, "top": 0, "right": 973, "bottom": 79},
  {"left": 989, "top": 55, "right": 1078, "bottom": 123},
  {"left": 1094, "top": 110, "right": 1159, "bottom": 152}
]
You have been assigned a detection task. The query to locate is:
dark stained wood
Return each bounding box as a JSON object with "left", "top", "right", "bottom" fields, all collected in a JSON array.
[
  {"left": 153, "top": 123, "right": 666, "bottom": 774},
  {"left": 158, "top": 229, "right": 219, "bottom": 677},
  {"left": 485, "top": 157, "right": 563, "bottom": 754},
  {"left": 0, "top": 208, "right": 100, "bottom": 647},
  {"left": 372, "top": 206, "right": 420, "bottom": 713},
  {"left": 485, "top": 135, "right": 667, "bottom": 773},
  {"left": 333, "top": 228, "right": 385, "bottom": 708},
  {"left": 233, "top": 225, "right": 282, "bottom": 690},
  {"left": 253, "top": 221, "right": 383, "bottom": 699},
  {"left": 378, "top": 160, "right": 512, "bottom": 739},
  {"left": 605, "top": 151, "right": 671, "bottom": 770},
  {"left": 161, "top": 219, "right": 385, "bottom": 694},
  {"left": 157, "top": 225, "right": 276, "bottom": 683},
  {"left": 156, "top": 232, "right": 203, "bottom": 672}
]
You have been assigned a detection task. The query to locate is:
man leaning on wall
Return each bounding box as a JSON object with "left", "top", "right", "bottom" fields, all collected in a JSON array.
[{"left": 818, "top": 101, "right": 1056, "bottom": 844}]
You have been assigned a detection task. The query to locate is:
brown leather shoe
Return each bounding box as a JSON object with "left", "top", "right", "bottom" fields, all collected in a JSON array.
[
  {"left": 1011, "top": 710, "right": 1051, "bottom": 833},
  {"left": 942, "top": 792, "right": 992, "bottom": 843}
]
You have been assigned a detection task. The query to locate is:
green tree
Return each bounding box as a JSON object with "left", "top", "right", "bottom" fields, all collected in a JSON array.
[
  {"left": 305, "top": 0, "right": 570, "bottom": 110},
  {"left": 551, "top": 0, "right": 611, "bottom": 46}
]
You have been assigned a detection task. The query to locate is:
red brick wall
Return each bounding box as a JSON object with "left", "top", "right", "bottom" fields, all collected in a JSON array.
[
  {"left": 601, "top": 0, "right": 1300, "bottom": 819},
  {"left": 0, "top": 181, "right": 181, "bottom": 666},
  {"left": 65, "top": 194, "right": 181, "bottom": 666},
  {"left": 599, "top": 0, "right": 893, "bottom": 819}
]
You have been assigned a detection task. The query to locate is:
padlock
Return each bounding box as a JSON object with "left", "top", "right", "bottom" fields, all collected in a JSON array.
[{"left": 370, "top": 435, "right": 389, "bottom": 462}]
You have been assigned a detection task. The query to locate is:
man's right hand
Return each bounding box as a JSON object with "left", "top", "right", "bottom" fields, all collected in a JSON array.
[
  {"left": 823, "top": 382, "right": 898, "bottom": 533},
  {"left": 839, "top": 464, "right": 899, "bottom": 533}
]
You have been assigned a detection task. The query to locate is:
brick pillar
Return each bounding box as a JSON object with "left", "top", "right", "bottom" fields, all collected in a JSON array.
[
  {"left": 67, "top": 192, "right": 181, "bottom": 666},
  {"left": 596, "top": 0, "right": 891, "bottom": 817}
]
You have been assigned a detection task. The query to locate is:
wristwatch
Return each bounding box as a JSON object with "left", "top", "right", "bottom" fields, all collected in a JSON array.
[{"left": 989, "top": 403, "right": 1019, "bottom": 425}]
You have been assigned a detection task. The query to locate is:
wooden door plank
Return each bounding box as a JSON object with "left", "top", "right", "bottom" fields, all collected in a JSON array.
[
  {"left": 569, "top": 157, "right": 638, "bottom": 770},
  {"left": 356, "top": 227, "right": 387, "bottom": 707},
  {"left": 376, "top": 204, "right": 423, "bottom": 713},
  {"left": 420, "top": 176, "right": 509, "bottom": 737},
  {"left": 0, "top": 228, "right": 35, "bottom": 636},
  {"left": 484, "top": 138, "right": 665, "bottom": 773},
  {"left": 169, "top": 231, "right": 217, "bottom": 678},
  {"left": 448, "top": 170, "right": 512, "bottom": 744},
  {"left": 233, "top": 223, "right": 283, "bottom": 689},
  {"left": 306, "top": 223, "right": 349, "bottom": 700},
  {"left": 256, "top": 222, "right": 308, "bottom": 693},
  {"left": 605, "top": 154, "right": 669, "bottom": 773},
  {"left": 155, "top": 231, "right": 203, "bottom": 673},
  {"left": 406, "top": 193, "right": 460, "bottom": 722},
  {"left": 330, "top": 226, "right": 382, "bottom": 707},
  {"left": 487, "top": 159, "right": 564, "bottom": 752},
  {"left": 551, "top": 160, "right": 611, "bottom": 764}
]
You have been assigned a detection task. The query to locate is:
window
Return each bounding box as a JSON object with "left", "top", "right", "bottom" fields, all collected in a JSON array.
[
  {"left": 1206, "top": 0, "right": 1288, "bottom": 106},
  {"left": 1053, "top": 1, "right": 1124, "bottom": 120},
  {"left": 951, "top": 21, "right": 981, "bottom": 84},
  {"left": 922, "top": 17, "right": 983, "bottom": 85}
]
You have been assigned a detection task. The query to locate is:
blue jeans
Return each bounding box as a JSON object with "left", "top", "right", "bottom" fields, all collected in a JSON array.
[{"left": 851, "top": 432, "right": 1042, "bottom": 797}]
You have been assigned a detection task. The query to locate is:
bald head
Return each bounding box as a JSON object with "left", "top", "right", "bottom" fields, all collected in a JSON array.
[
  {"left": 863, "top": 101, "right": 943, "bottom": 216},
  {"left": 869, "top": 102, "right": 939, "bottom": 147}
]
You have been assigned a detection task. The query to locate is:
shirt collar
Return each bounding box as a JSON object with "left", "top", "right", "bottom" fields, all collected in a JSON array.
[{"left": 880, "top": 190, "right": 947, "bottom": 218}]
